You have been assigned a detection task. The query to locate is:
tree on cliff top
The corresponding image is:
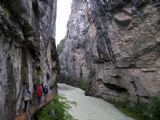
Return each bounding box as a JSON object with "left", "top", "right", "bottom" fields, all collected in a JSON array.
[{"left": 57, "top": 38, "right": 66, "bottom": 55}]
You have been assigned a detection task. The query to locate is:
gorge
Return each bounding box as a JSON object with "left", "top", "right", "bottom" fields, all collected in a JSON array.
[
  {"left": 59, "top": 0, "right": 160, "bottom": 104},
  {"left": 0, "top": 0, "right": 160, "bottom": 120}
]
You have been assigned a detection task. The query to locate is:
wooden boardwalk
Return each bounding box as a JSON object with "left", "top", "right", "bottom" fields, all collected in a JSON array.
[{"left": 15, "top": 90, "right": 56, "bottom": 120}]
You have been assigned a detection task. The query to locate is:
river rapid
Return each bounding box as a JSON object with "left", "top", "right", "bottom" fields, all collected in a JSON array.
[{"left": 58, "top": 84, "right": 133, "bottom": 120}]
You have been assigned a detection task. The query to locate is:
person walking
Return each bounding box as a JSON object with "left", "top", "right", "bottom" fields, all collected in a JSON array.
[
  {"left": 43, "top": 84, "right": 49, "bottom": 102},
  {"left": 36, "top": 84, "right": 42, "bottom": 105},
  {"left": 23, "top": 84, "right": 32, "bottom": 120},
  {"left": 24, "top": 84, "right": 32, "bottom": 112}
]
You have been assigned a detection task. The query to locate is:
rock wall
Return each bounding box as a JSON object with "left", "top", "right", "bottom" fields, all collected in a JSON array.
[
  {"left": 0, "top": 0, "right": 58, "bottom": 119},
  {"left": 60, "top": 0, "right": 160, "bottom": 103}
]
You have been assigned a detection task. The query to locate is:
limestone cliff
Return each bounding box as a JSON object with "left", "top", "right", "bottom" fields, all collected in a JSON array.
[
  {"left": 0, "top": 0, "right": 58, "bottom": 119},
  {"left": 60, "top": 0, "right": 160, "bottom": 103}
]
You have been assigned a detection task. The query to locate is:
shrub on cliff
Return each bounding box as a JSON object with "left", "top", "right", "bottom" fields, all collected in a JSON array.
[
  {"left": 79, "top": 80, "right": 90, "bottom": 91},
  {"left": 147, "top": 96, "right": 160, "bottom": 120},
  {"left": 112, "top": 96, "right": 160, "bottom": 120},
  {"left": 57, "top": 39, "right": 65, "bottom": 55}
]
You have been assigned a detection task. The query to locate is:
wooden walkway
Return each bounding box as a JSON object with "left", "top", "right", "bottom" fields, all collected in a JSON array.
[{"left": 15, "top": 90, "right": 56, "bottom": 120}]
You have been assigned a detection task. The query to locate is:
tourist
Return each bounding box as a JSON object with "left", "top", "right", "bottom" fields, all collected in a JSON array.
[
  {"left": 36, "top": 84, "right": 42, "bottom": 105},
  {"left": 24, "top": 84, "right": 32, "bottom": 112}
]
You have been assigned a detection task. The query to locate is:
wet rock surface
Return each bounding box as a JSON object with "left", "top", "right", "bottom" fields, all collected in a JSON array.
[
  {"left": 60, "top": 0, "right": 160, "bottom": 103},
  {"left": 0, "top": 0, "right": 58, "bottom": 119}
]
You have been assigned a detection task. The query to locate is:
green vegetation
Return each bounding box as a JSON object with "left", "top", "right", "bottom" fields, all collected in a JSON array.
[
  {"left": 112, "top": 96, "right": 160, "bottom": 120},
  {"left": 113, "top": 101, "right": 148, "bottom": 120},
  {"left": 35, "top": 94, "right": 77, "bottom": 120},
  {"left": 147, "top": 97, "right": 160, "bottom": 120},
  {"left": 79, "top": 80, "right": 90, "bottom": 91},
  {"left": 57, "top": 39, "right": 65, "bottom": 55}
]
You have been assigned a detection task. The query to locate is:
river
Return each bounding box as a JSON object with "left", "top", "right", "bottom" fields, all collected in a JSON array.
[{"left": 58, "top": 84, "right": 133, "bottom": 120}]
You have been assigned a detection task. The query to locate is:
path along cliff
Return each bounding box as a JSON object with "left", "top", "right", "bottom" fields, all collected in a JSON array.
[
  {"left": 0, "top": 0, "right": 59, "bottom": 119},
  {"left": 1, "top": 0, "right": 160, "bottom": 120}
]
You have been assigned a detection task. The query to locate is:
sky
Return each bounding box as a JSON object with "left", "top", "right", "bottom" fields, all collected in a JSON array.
[{"left": 56, "top": 0, "right": 72, "bottom": 45}]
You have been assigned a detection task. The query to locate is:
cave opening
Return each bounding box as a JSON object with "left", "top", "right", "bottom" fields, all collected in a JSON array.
[{"left": 55, "top": 0, "right": 72, "bottom": 46}]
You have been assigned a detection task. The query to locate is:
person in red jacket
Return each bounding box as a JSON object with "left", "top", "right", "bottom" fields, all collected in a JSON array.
[{"left": 36, "top": 84, "right": 42, "bottom": 104}]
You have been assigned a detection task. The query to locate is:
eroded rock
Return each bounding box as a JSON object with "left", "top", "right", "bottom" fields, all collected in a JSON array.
[
  {"left": 114, "top": 12, "right": 132, "bottom": 26},
  {"left": 60, "top": 0, "right": 160, "bottom": 103},
  {"left": 0, "top": 0, "right": 58, "bottom": 119}
]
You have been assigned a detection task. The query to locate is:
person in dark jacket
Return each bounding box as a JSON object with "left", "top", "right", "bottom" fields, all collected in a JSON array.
[{"left": 43, "top": 84, "right": 49, "bottom": 102}]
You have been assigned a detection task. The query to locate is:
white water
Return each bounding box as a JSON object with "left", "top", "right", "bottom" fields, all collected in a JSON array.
[{"left": 58, "top": 84, "right": 133, "bottom": 120}]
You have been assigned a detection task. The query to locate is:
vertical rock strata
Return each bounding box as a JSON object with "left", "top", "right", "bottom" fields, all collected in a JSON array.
[
  {"left": 60, "top": 0, "right": 160, "bottom": 103},
  {"left": 0, "top": 0, "right": 58, "bottom": 119}
]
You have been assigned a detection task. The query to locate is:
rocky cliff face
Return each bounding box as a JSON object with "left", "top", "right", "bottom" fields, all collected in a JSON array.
[
  {"left": 0, "top": 0, "right": 58, "bottom": 119},
  {"left": 60, "top": 0, "right": 160, "bottom": 103}
]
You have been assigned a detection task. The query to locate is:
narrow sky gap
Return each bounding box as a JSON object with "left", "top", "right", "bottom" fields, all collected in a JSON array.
[{"left": 56, "top": 0, "right": 72, "bottom": 46}]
